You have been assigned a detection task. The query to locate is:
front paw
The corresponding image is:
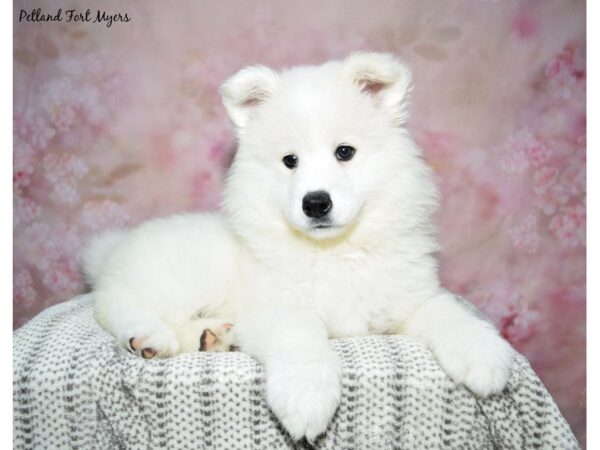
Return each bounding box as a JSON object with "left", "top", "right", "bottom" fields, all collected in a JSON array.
[
  {"left": 265, "top": 357, "right": 342, "bottom": 441},
  {"left": 199, "top": 322, "right": 236, "bottom": 352},
  {"left": 125, "top": 324, "right": 180, "bottom": 359},
  {"left": 433, "top": 323, "right": 514, "bottom": 397}
]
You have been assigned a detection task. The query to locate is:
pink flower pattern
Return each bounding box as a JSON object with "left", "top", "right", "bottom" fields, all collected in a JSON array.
[
  {"left": 29, "top": 114, "right": 56, "bottom": 150},
  {"left": 545, "top": 44, "right": 585, "bottom": 99},
  {"left": 549, "top": 203, "right": 585, "bottom": 247},
  {"left": 508, "top": 213, "right": 541, "bottom": 254},
  {"left": 501, "top": 129, "right": 553, "bottom": 173},
  {"left": 42, "top": 260, "right": 83, "bottom": 297},
  {"left": 532, "top": 167, "right": 558, "bottom": 195},
  {"left": 43, "top": 153, "right": 89, "bottom": 204},
  {"left": 40, "top": 78, "right": 79, "bottom": 133},
  {"left": 80, "top": 200, "right": 131, "bottom": 232},
  {"left": 13, "top": 138, "right": 35, "bottom": 193},
  {"left": 14, "top": 270, "right": 37, "bottom": 309},
  {"left": 14, "top": 3, "right": 586, "bottom": 445},
  {"left": 535, "top": 182, "right": 570, "bottom": 216},
  {"left": 14, "top": 197, "right": 41, "bottom": 226}
]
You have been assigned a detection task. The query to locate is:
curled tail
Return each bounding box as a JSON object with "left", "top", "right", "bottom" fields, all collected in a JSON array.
[{"left": 82, "top": 229, "right": 128, "bottom": 288}]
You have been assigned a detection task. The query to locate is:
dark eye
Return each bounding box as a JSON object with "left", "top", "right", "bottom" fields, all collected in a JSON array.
[
  {"left": 335, "top": 145, "right": 356, "bottom": 162},
  {"left": 282, "top": 154, "right": 298, "bottom": 169}
]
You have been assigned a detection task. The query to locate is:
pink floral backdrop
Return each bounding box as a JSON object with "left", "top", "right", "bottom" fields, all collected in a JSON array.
[{"left": 13, "top": 0, "right": 586, "bottom": 445}]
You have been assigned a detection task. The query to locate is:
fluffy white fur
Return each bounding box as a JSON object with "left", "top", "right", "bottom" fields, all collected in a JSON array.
[{"left": 86, "top": 52, "right": 514, "bottom": 441}]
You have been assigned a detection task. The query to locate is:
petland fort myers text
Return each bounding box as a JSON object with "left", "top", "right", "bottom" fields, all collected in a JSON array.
[{"left": 19, "top": 8, "right": 131, "bottom": 28}]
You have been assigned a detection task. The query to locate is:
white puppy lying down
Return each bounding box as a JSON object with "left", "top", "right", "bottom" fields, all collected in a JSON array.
[{"left": 85, "top": 52, "right": 514, "bottom": 441}]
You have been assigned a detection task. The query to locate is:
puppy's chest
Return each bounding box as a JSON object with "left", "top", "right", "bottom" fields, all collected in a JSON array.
[{"left": 262, "top": 254, "right": 401, "bottom": 336}]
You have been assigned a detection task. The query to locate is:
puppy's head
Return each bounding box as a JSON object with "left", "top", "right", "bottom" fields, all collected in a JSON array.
[{"left": 221, "top": 52, "right": 429, "bottom": 244}]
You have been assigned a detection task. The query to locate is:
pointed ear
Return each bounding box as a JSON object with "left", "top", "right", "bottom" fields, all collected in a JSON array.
[
  {"left": 220, "top": 65, "right": 279, "bottom": 130},
  {"left": 341, "top": 52, "right": 413, "bottom": 125}
]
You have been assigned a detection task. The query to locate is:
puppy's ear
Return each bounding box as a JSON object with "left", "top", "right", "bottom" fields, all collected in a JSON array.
[
  {"left": 220, "top": 65, "right": 279, "bottom": 130},
  {"left": 341, "top": 52, "right": 413, "bottom": 125}
]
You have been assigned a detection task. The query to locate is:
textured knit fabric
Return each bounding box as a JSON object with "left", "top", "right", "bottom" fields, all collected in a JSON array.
[{"left": 13, "top": 294, "right": 580, "bottom": 449}]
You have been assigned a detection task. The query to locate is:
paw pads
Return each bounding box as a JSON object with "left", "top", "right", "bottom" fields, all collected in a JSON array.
[
  {"left": 129, "top": 337, "right": 142, "bottom": 351},
  {"left": 200, "top": 329, "right": 217, "bottom": 351},
  {"left": 141, "top": 348, "right": 157, "bottom": 359},
  {"left": 198, "top": 323, "right": 236, "bottom": 352},
  {"left": 128, "top": 337, "right": 158, "bottom": 360}
]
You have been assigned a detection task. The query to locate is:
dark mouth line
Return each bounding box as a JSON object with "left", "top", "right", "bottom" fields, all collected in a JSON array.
[{"left": 312, "top": 223, "right": 339, "bottom": 230}]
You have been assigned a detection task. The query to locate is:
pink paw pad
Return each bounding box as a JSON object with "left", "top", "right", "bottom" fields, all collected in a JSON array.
[
  {"left": 198, "top": 323, "right": 236, "bottom": 352},
  {"left": 129, "top": 337, "right": 158, "bottom": 360}
]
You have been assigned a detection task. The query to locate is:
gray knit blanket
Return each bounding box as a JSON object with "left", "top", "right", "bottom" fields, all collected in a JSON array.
[{"left": 13, "top": 294, "right": 579, "bottom": 449}]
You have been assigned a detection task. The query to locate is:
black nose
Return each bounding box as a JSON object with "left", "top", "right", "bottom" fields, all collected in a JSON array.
[{"left": 302, "top": 191, "right": 332, "bottom": 219}]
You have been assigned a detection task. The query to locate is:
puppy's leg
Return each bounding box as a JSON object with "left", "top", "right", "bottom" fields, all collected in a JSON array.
[
  {"left": 234, "top": 307, "right": 342, "bottom": 442},
  {"left": 95, "top": 296, "right": 180, "bottom": 359},
  {"left": 402, "top": 290, "right": 514, "bottom": 397}
]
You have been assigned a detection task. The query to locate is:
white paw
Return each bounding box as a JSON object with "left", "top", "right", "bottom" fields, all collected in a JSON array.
[
  {"left": 176, "top": 319, "right": 237, "bottom": 353},
  {"left": 122, "top": 321, "right": 180, "bottom": 359},
  {"left": 265, "top": 357, "right": 342, "bottom": 441},
  {"left": 433, "top": 323, "right": 514, "bottom": 397},
  {"left": 199, "top": 322, "right": 236, "bottom": 352}
]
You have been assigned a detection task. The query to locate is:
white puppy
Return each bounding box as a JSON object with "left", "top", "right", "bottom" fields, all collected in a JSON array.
[{"left": 85, "top": 52, "right": 514, "bottom": 441}]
